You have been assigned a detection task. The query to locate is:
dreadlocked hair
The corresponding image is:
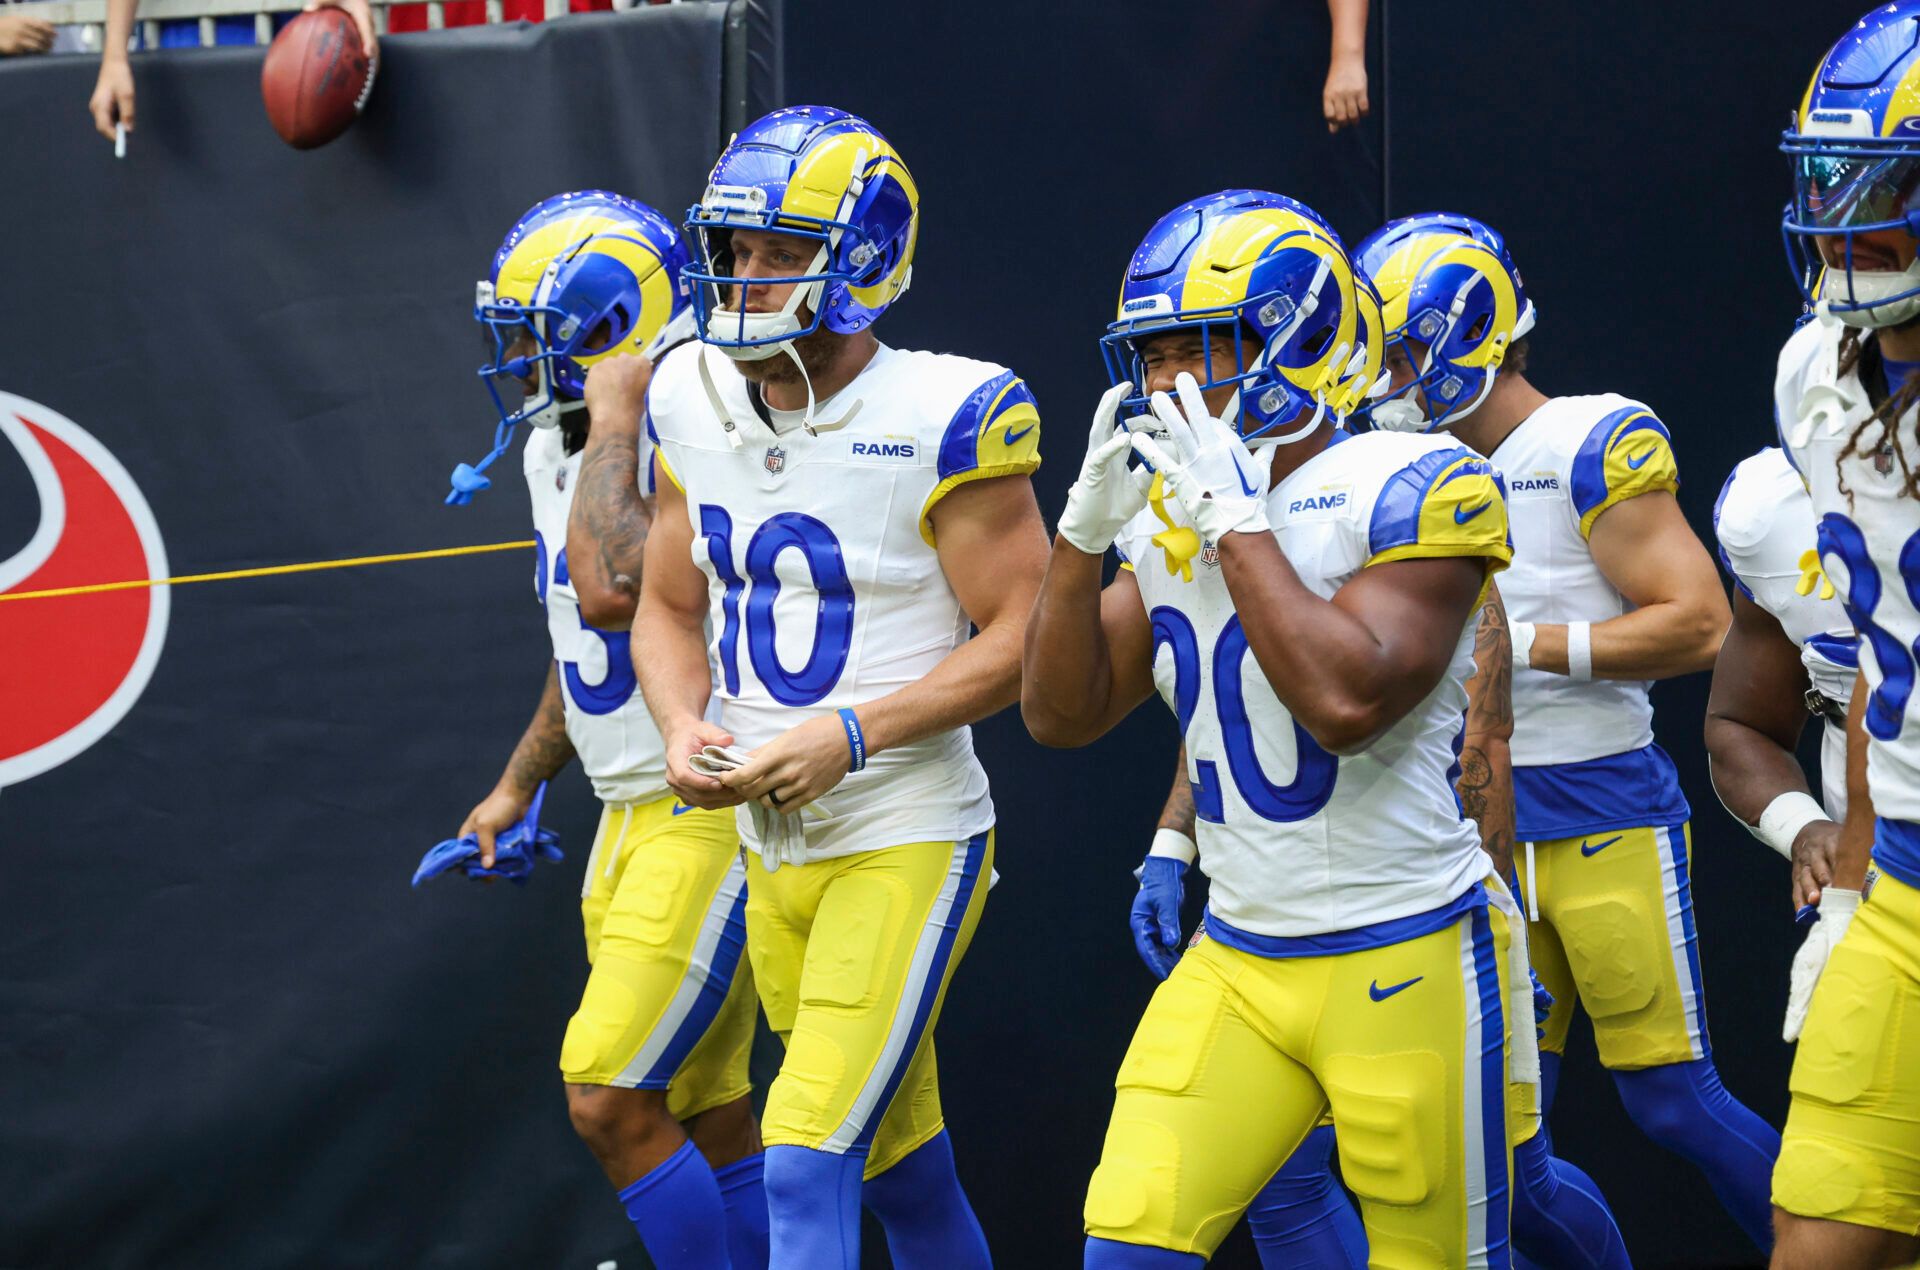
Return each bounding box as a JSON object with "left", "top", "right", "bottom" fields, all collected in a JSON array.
[{"left": 1835, "top": 326, "right": 1920, "bottom": 504}]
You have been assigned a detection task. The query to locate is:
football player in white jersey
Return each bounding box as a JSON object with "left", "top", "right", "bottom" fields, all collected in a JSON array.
[
  {"left": 1026, "top": 189, "right": 1526, "bottom": 1268},
  {"left": 444, "top": 193, "right": 765, "bottom": 1270},
  {"left": 1769, "top": 6, "right": 1920, "bottom": 1262},
  {"left": 1094, "top": 197, "right": 1628, "bottom": 1270},
  {"left": 610, "top": 106, "right": 1048, "bottom": 1268},
  {"left": 1706, "top": 443, "right": 1858, "bottom": 912},
  {"left": 1357, "top": 212, "right": 1782, "bottom": 1254}
]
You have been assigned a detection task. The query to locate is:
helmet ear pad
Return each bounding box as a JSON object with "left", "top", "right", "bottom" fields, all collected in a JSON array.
[
  {"left": 821, "top": 169, "right": 917, "bottom": 335},
  {"left": 540, "top": 242, "right": 674, "bottom": 397}
]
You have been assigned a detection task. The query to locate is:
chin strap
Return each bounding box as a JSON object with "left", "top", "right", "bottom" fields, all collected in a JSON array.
[
  {"left": 698, "top": 342, "right": 866, "bottom": 446},
  {"left": 1246, "top": 394, "right": 1328, "bottom": 450},
  {"left": 447, "top": 399, "right": 583, "bottom": 506}
]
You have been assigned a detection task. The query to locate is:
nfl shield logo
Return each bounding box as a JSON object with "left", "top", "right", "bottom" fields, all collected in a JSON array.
[
  {"left": 1200, "top": 541, "right": 1220, "bottom": 568},
  {"left": 556, "top": 468, "right": 568, "bottom": 492},
  {"left": 765, "top": 446, "right": 787, "bottom": 476}
]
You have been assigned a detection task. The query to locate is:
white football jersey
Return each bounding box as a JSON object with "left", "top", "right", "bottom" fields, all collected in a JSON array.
[
  {"left": 1488, "top": 394, "right": 1692, "bottom": 840},
  {"left": 646, "top": 341, "right": 1042, "bottom": 863},
  {"left": 1115, "top": 429, "right": 1511, "bottom": 941},
  {"left": 1779, "top": 316, "right": 1920, "bottom": 887},
  {"left": 1713, "top": 445, "right": 1858, "bottom": 819},
  {"left": 524, "top": 424, "right": 670, "bottom": 806}
]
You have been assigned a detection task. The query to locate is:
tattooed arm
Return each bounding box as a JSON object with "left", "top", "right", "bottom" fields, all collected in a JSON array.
[
  {"left": 1459, "top": 582, "right": 1516, "bottom": 878},
  {"left": 458, "top": 662, "right": 575, "bottom": 867},
  {"left": 568, "top": 354, "right": 656, "bottom": 630},
  {"left": 1158, "top": 746, "right": 1197, "bottom": 838}
]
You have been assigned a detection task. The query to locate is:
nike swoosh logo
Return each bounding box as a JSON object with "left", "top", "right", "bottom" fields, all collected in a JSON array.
[
  {"left": 1232, "top": 455, "right": 1258, "bottom": 497},
  {"left": 1003, "top": 424, "right": 1036, "bottom": 446},
  {"left": 1369, "top": 976, "right": 1424, "bottom": 1001},
  {"left": 1627, "top": 451, "right": 1652, "bottom": 470},
  {"left": 671, "top": 803, "right": 695, "bottom": 816},
  {"left": 1580, "top": 834, "right": 1623, "bottom": 857},
  {"left": 1454, "top": 500, "right": 1492, "bottom": 524}
]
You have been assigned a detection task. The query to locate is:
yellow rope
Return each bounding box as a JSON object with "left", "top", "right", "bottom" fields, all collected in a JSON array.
[{"left": 0, "top": 540, "right": 537, "bottom": 603}]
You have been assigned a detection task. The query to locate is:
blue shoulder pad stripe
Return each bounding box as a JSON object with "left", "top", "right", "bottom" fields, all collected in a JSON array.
[
  {"left": 1571, "top": 406, "right": 1673, "bottom": 520},
  {"left": 937, "top": 370, "right": 1035, "bottom": 480},
  {"left": 1367, "top": 445, "right": 1489, "bottom": 557}
]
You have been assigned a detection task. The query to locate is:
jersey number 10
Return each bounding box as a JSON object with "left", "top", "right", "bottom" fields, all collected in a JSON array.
[{"left": 701, "top": 505, "right": 855, "bottom": 707}]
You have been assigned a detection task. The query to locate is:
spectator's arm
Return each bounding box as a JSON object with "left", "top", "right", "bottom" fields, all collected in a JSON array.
[
  {"left": 0, "top": 10, "right": 57, "bottom": 57},
  {"left": 1323, "top": 0, "right": 1369, "bottom": 133},
  {"left": 89, "top": 0, "right": 138, "bottom": 140}
]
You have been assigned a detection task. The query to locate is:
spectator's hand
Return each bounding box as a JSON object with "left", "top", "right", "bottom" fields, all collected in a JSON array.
[
  {"left": 305, "top": 0, "right": 378, "bottom": 62},
  {"left": 1322, "top": 50, "right": 1369, "bottom": 133},
  {"left": 0, "top": 13, "right": 56, "bottom": 56},
  {"left": 89, "top": 55, "right": 134, "bottom": 140}
]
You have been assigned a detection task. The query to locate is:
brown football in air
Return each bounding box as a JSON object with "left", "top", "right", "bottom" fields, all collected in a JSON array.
[{"left": 260, "top": 9, "right": 375, "bottom": 150}]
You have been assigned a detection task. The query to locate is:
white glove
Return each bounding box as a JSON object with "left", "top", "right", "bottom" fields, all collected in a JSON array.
[
  {"left": 1058, "top": 382, "right": 1150, "bottom": 555},
  {"left": 1128, "top": 372, "right": 1271, "bottom": 545},
  {"left": 690, "top": 745, "right": 807, "bottom": 872},
  {"left": 1783, "top": 886, "right": 1862, "bottom": 1042}
]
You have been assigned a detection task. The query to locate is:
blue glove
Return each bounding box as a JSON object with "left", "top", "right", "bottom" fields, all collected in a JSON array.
[
  {"left": 1130, "top": 856, "right": 1189, "bottom": 981},
  {"left": 1530, "top": 968, "right": 1554, "bottom": 1040},
  {"left": 413, "top": 781, "right": 564, "bottom": 887}
]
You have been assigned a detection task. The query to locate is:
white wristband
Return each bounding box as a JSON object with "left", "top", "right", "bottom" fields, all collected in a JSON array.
[
  {"left": 1566, "top": 621, "right": 1593, "bottom": 682},
  {"left": 1509, "top": 620, "right": 1536, "bottom": 672},
  {"left": 1148, "top": 827, "right": 1198, "bottom": 865},
  {"left": 1754, "top": 791, "right": 1831, "bottom": 861}
]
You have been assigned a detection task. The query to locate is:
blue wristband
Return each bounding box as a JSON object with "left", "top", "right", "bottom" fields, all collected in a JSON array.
[{"left": 838, "top": 707, "right": 867, "bottom": 772}]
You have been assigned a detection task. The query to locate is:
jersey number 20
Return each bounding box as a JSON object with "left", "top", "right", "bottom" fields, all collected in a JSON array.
[
  {"left": 1152, "top": 606, "right": 1339, "bottom": 824},
  {"left": 702, "top": 505, "right": 854, "bottom": 706}
]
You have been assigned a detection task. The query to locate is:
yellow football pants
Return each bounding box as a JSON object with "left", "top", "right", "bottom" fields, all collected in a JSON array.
[
  {"left": 1774, "top": 868, "right": 1920, "bottom": 1236},
  {"left": 558, "top": 796, "right": 757, "bottom": 1123},
  {"left": 1086, "top": 898, "right": 1516, "bottom": 1267},
  {"left": 1515, "top": 821, "right": 1709, "bottom": 1069},
  {"left": 746, "top": 830, "right": 991, "bottom": 1179}
]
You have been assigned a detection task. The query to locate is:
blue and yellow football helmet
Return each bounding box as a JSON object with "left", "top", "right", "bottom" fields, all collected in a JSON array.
[
  {"left": 1332, "top": 275, "right": 1390, "bottom": 423},
  {"left": 1353, "top": 212, "right": 1535, "bottom": 432},
  {"left": 450, "top": 190, "right": 693, "bottom": 505},
  {"left": 1784, "top": 1, "right": 1920, "bottom": 327},
  {"left": 1100, "top": 190, "right": 1358, "bottom": 446},
  {"left": 684, "top": 105, "right": 918, "bottom": 359}
]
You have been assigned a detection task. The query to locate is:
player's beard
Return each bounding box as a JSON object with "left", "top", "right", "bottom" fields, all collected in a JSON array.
[{"left": 732, "top": 324, "right": 843, "bottom": 387}]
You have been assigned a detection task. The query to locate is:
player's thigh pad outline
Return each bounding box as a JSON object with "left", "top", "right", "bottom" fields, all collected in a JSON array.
[
  {"left": 1520, "top": 822, "right": 1706, "bottom": 1069},
  {"left": 749, "top": 831, "right": 991, "bottom": 1160},
  {"left": 1086, "top": 902, "right": 1513, "bottom": 1267},
  {"left": 560, "top": 798, "right": 754, "bottom": 1119},
  {"left": 1774, "top": 870, "right": 1920, "bottom": 1236},
  {"left": 1317, "top": 903, "right": 1514, "bottom": 1270},
  {"left": 1083, "top": 937, "right": 1326, "bottom": 1258}
]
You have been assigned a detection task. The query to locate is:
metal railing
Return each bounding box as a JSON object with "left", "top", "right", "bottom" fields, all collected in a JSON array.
[{"left": 9, "top": 0, "right": 677, "bottom": 50}]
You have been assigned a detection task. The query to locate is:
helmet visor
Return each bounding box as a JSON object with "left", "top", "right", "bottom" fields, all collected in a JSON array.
[{"left": 1792, "top": 145, "right": 1920, "bottom": 231}]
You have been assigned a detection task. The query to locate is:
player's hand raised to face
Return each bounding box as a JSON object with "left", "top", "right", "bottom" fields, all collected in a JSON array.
[
  {"left": 459, "top": 785, "right": 532, "bottom": 870},
  {"left": 583, "top": 352, "right": 654, "bottom": 435},
  {"left": 718, "top": 714, "right": 852, "bottom": 813},
  {"left": 664, "top": 719, "right": 746, "bottom": 810}
]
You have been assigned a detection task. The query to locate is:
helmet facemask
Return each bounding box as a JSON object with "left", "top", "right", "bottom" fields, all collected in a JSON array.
[
  {"left": 685, "top": 180, "right": 899, "bottom": 437},
  {"left": 1100, "top": 259, "right": 1347, "bottom": 451},
  {"left": 1784, "top": 137, "right": 1920, "bottom": 328}
]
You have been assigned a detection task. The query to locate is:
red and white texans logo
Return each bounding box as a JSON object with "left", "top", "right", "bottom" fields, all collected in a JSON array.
[{"left": 0, "top": 392, "right": 170, "bottom": 787}]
